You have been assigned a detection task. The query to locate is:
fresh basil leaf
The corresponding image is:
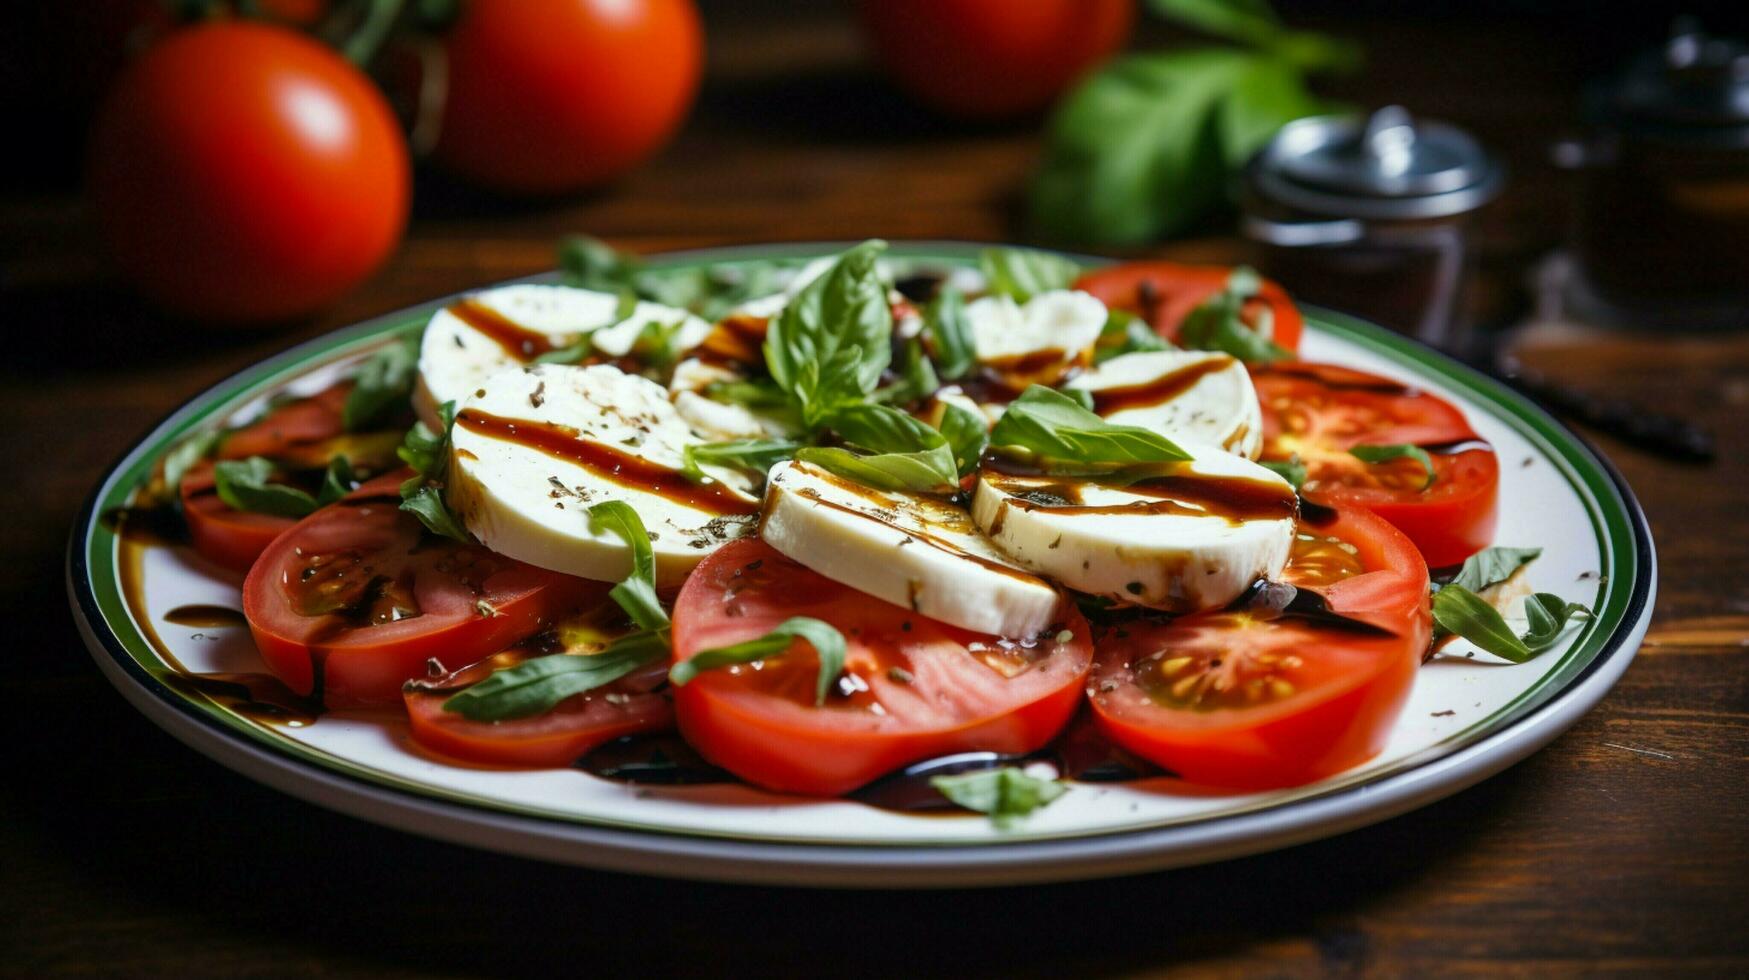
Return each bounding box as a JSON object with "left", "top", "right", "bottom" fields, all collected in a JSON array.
[
  {"left": 795, "top": 445, "right": 960, "bottom": 495},
  {"left": 979, "top": 247, "right": 1081, "bottom": 303},
  {"left": 1442, "top": 546, "right": 1542, "bottom": 595},
  {"left": 343, "top": 337, "right": 418, "bottom": 431},
  {"left": 822, "top": 403, "right": 947, "bottom": 455},
  {"left": 533, "top": 290, "right": 640, "bottom": 365},
  {"left": 1259, "top": 455, "right": 1306, "bottom": 489},
  {"left": 587, "top": 501, "right": 668, "bottom": 630},
  {"left": 1349, "top": 443, "right": 1436, "bottom": 491},
  {"left": 1029, "top": 50, "right": 1328, "bottom": 245},
  {"left": 682, "top": 439, "right": 800, "bottom": 483},
  {"left": 705, "top": 378, "right": 792, "bottom": 409},
  {"left": 1522, "top": 592, "right": 1592, "bottom": 651},
  {"left": 558, "top": 235, "right": 641, "bottom": 293},
  {"left": 669, "top": 616, "right": 847, "bottom": 706},
  {"left": 987, "top": 385, "right": 1191, "bottom": 474},
  {"left": 875, "top": 338, "right": 941, "bottom": 407},
  {"left": 396, "top": 402, "right": 469, "bottom": 540},
  {"left": 159, "top": 428, "right": 221, "bottom": 503},
  {"left": 764, "top": 241, "right": 893, "bottom": 425},
  {"left": 442, "top": 630, "right": 670, "bottom": 721},
  {"left": 212, "top": 457, "right": 319, "bottom": 518},
  {"left": 317, "top": 455, "right": 357, "bottom": 506},
  {"left": 1029, "top": 50, "right": 1253, "bottom": 244},
  {"left": 1431, "top": 585, "right": 1590, "bottom": 664},
  {"left": 935, "top": 401, "right": 989, "bottom": 477},
  {"left": 923, "top": 286, "right": 976, "bottom": 380},
  {"left": 396, "top": 401, "right": 456, "bottom": 480},
  {"left": 1179, "top": 268, "right": 1293, "bottom": 363},
  {"left": 628, "top": 315, "right": 691, "bottom": 371},
  {"left": 560, "top": 236, "right": 796, "bottom": 321},
  {"left": 930, "top": 767, "right": 1067, "bottom": 828},
  {"left": 399, "top": 481, "right": 469, "bottom": 541},
  {"left": 1094, "top": 308, "right": 1173, "bottom": 363}
]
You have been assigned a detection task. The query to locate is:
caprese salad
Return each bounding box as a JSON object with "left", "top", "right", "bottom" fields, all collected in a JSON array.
[{"left": 139, "top": 240, "right": 1589, "bottom": 825}]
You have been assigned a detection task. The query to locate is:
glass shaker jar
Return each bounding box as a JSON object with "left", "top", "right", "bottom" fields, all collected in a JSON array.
[
  {"left": 1559, "top": 21, "right": 1749, "bottom": 328},
  {"left": 1240, "top": 106, "right": 1504, "bottom": 349}
]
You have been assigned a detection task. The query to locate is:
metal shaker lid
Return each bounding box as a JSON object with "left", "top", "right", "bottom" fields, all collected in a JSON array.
[
  {"left": 1246, "top": 106, "right": 1505, "bottom": 220},
  {"left": 1597, "top": 20, "right": 1749, "bottom": 147}
]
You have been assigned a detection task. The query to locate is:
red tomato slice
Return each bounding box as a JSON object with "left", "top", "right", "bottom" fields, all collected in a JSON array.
[
  {"left": 1088, "top": 506, "right": 1430, "bottom": 790},
  {"left": 218, "top": 382, "right": 350, "bottom": 461},
  {"left": 1075, "top": 261, "right": 1304, "bottom": 355},
  {"left": 243, "top": 473, "right": 607, "bottom": 708},
  {"left": 179, "top": 460, "right": 296, "bottom": 573},
  {"left": 404, "top": 646, "right": 672, "bottom": 768},
  {"left": 1253, "top": 361, "right": 1499, "bottom": 568},
  {"left": 670, "top": 538, "right": 1093, "bottom": 796}
]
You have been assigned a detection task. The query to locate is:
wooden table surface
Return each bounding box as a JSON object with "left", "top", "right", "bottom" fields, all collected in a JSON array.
[{"left": 4, "top": 7, "right": 1746, "bottom": 977}]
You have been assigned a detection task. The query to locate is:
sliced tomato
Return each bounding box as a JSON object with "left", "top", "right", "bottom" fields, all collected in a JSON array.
[
  {"left": 1088, "top": 506, "right": 1430, "bottom": 790},
  {"left": 1253, "top": 361, "right": 1499, "bottom": 567},
  {"left": 404, "top": 645, "right": 672, "bottom": 768},
  {"left": 669, "top": 538, "right": 1093, "bottom": 796},
  {"left": 243, "top": 473, "right": 607, "bottom": 708},
  {"left": 1075, "top": 261, "right": 1303, "bottom": 354},
  {"left": 179, "top": 459, "right": 296, "bottom": 573},
  {"left": 218, "top": 382, "right": 350, "bottom": 461}
]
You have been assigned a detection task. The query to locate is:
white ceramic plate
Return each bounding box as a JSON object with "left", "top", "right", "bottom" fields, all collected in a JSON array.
[{"left": 69, "top": 243, "right": 1654, "bottom": 887}]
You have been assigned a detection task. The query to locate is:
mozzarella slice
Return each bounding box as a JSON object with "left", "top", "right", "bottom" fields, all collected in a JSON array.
[
  {"left": 414, "top": 283, "right": 709, "bottom": 429},
  {"left": 1065, "top": 351, "right": 1264, "bottom": 459},
  {"left": 967, "top": 289, "right": 1107, "bottom": 389},
  {"left": 761, "top": 460, "right": 1064, "bottom": 638},
  {"left": 668, "top": 357, "right": 770, "bottom": 440},
  {"left": 448, "top": 364, "right": 758, "bottom": 587},
  {"left": 971, "top": 445, "right": 1297, "bottom": 612}
]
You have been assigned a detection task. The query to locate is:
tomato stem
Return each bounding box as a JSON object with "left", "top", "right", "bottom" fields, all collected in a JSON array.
[{"left": 341, "top": 0, "right": 406, "bottom": 66}]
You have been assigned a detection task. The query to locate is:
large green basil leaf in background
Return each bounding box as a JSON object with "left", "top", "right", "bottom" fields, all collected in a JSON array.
[{"left": 1028, "top": 50, "right": 1327, "bottom": 245}]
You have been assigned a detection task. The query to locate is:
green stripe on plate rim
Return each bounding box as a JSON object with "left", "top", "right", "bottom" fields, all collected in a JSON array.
[{"left": 78, "top": 242, "right": 1636, "bottom": 847}]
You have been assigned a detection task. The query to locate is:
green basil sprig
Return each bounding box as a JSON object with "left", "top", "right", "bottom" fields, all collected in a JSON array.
[
  {"left": 873, "top": 338, "right": 941, "bottom": 407},
  {"left": 935, "top": 401, "right": 990, "bottom": 478},
  {"left": 764, "top": 240, "right": 893, "bottom": 428},
  {"left": 796, "top": 403, "right": 961, "bottom": 494},
  {"left": 1179, "top": 267, "right": 1292, "bottom": 364},
  {"left": 586, "top": 501, "right": 668, "bottom": 631},
  {"left": 558, "top": 235, "right": 794, "bottom": 322},
  {"left": 212, "top": 455, "right": 355, "bottom": 519},
  {"left": 441, "top": 630, "right": 670, "bottom": 722},
  {"left": 1094, "top": 308, "right": 1173, "bottom": 363},
  {"left": 979, "top": 247, "right": 1081, "bottom": 303},
  {"left": 343, "top": 336, "right": 418, "bottom": 432},
  {"left": 1349, "top": 443, "right": 1437, "bottom": 491},
  {"left": 396, "top": 401, "right": 470, "bottom": 541},
  {"left": 682, "top": 439, "right": 800, "bottom": 484},
  {"left": 922, "top": 286, "right": 976, "bottom": 380},
  {"left": 987, "top": 385, "right": 1190, "bottom": 475},
  {"left": 930, "top": 767, "right": 1067, "bottom": 829},
  {"left": 1431, "top": 586, "right": 1591, "bottom": 664},
  {"left": 669, "top": 616, "right": 847, "bottom": 706}
]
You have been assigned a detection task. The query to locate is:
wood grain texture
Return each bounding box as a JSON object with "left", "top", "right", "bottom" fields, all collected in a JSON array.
[{"left": 1, "top": 7, "right": 1745, "bottom": 977}]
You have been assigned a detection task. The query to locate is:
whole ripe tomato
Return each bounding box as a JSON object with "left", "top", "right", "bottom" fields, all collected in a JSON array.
[
  {"left": 436, "top": 0, "right": 704, "bottom": 195},
  {"left": 87, "top": 21, "right": 409, "bottom": 322},
  {"left": 858, "top": 0, "right": 1134, "bottom": 119}
]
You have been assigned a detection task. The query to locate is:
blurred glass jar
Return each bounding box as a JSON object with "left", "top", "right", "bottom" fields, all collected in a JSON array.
[
  {"left": 1556, "top": 22, "right": 1749, "bottom": 327},
  {"left": 1240, "top": 106, "right": 1504, "bottom": 349}
]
